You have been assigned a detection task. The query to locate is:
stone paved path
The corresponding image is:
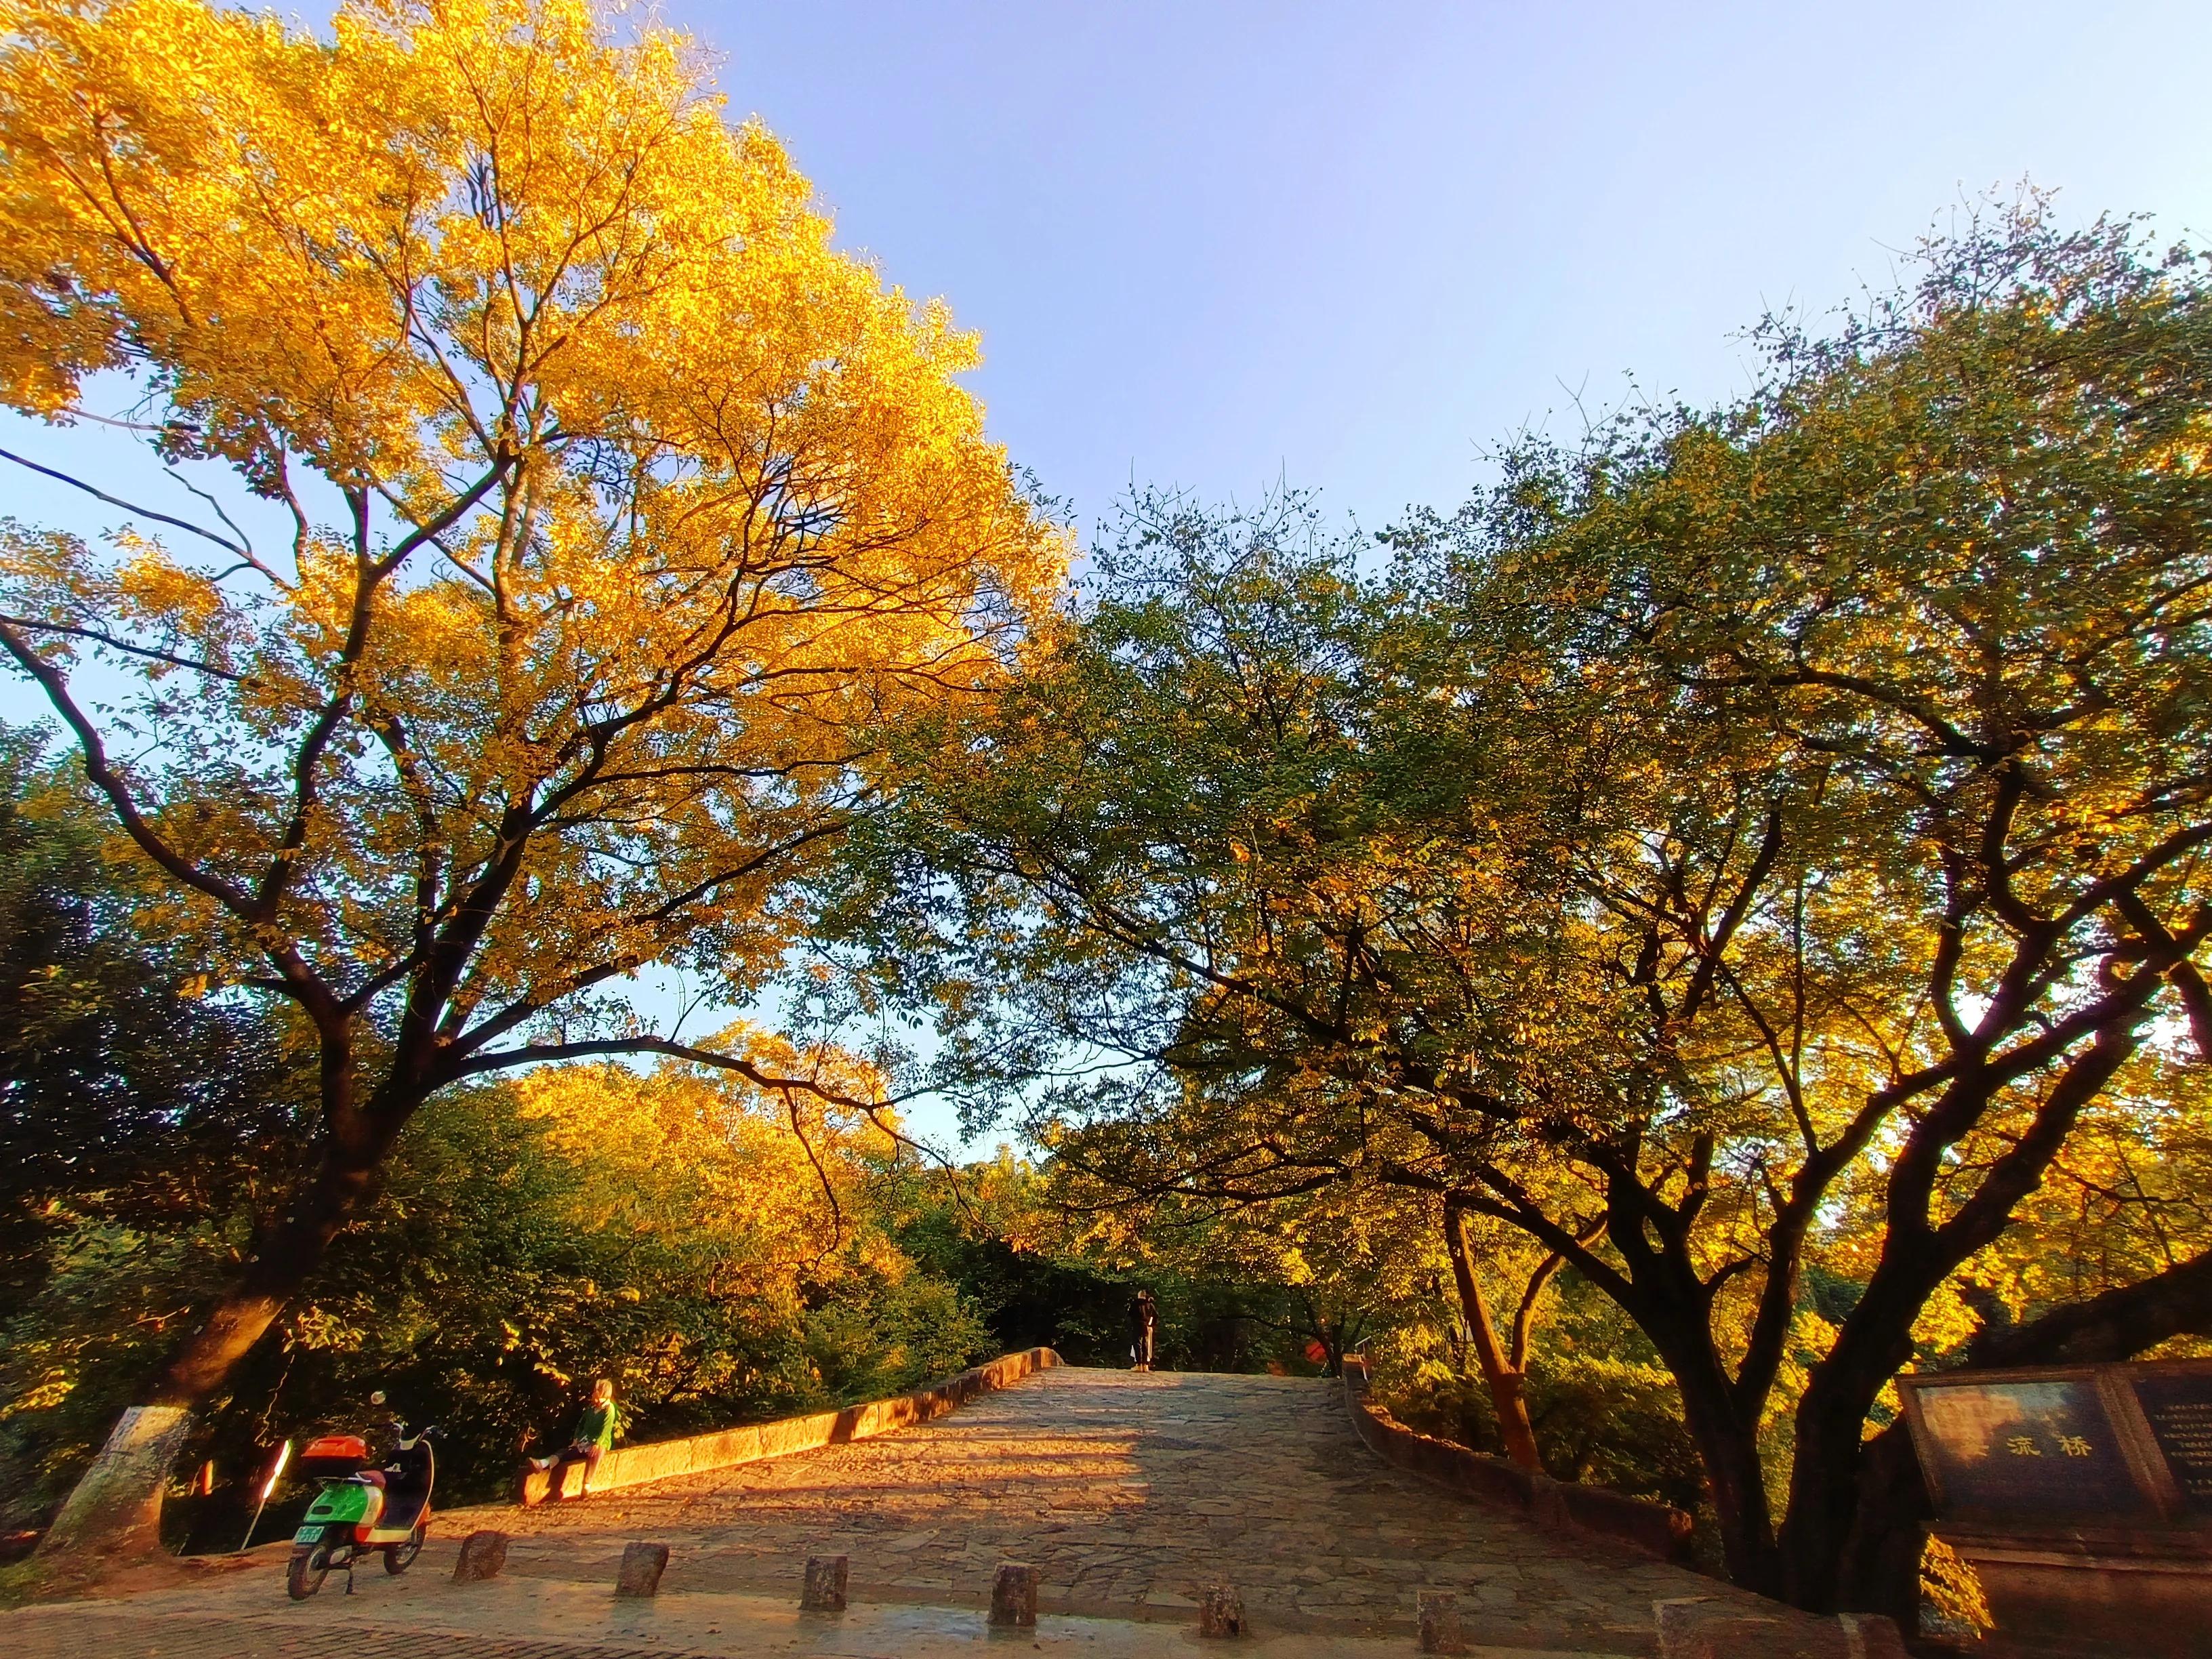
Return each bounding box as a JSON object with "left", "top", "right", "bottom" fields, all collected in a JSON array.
[
  {"left": 434, "top": 1366, "right": 1763, "bottom": 1651},
  {"left": 8, "top": 1366, "right": 1786, "bottom": 1658},
  {"left": 5, "top": 1572, "right": 1530, "bottom": 1659}
]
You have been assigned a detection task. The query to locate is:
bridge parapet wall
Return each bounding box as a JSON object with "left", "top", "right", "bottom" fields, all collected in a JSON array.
[
  {"left": 521, "top": 1346, "right": 1062, "bottom": 1505},
  {"left": 1340, "top": 1357, "right": 1695, "bottom": 1563}
]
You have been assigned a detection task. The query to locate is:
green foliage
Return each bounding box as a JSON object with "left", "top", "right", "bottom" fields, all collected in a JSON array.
[
  {"left": 895, "top": 1197, "right": 1133, "bottom": 1366},
  {"left": 888, "top": 1155, "right": 1340, "bottom": 1373},
  {"left": 0, "top": 1215, "right": 237, "bottom": 1528},
  {"left": 823, "top": 199, "right": 2212, "bottom": 1608},
  {"left": 2, "top": 1076, "right": 996, "bottom": 1523},
  {"left": 0, "top": 762, "right": 996, "bottom": 1526},
  {"left": 1378, "top": 1272, "right": 1708, "bottom": 1517},
  {"left": 0, "top": 724, "right": 314, "bottom": 1320},
  {"left": 1387, "top": 1359, "right": 1706, "bottom": 1513}
]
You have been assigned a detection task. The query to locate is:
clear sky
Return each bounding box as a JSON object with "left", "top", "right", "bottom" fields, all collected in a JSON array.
[
  {"left": 662, "top": 0, "right": 2212, "bottom": 537},
  {"left": 5, "top": 0, "right": 2211, "bottom": 1151}
]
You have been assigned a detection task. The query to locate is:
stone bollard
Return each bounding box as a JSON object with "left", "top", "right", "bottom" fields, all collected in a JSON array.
[
  {"left": 989, "top": 1561, "right": 1039, "bottom": 1627},
  {"left": 1527, "top": 1474, "right": 1574, "bottom": 1533},
  {"left": 1417, "top": 1589, "right": 1467, "bottom": 1656},
  {"left": 1198, "top": 1583, "right": 1245, "bottom": 1638},
  {"left": 453, "top": 1530, "right": 509, "bottom": 1583},
  {"left": 615, "top": 1541, "right": 670, "bottom": 1597},
  {"left": 800, "top": 1554, "right": 849, "bottom": 1613}
]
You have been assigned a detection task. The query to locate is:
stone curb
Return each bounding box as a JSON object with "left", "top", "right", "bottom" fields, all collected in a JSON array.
[
  {"left": 1653, "top": 1596, "right": 1911, "bottom": 1658},
  {"left": 520, "top": 1347, "right": 1062, "bottom": 1504}
]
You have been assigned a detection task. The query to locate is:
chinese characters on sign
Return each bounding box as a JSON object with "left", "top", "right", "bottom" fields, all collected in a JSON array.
[
  {"left": 1906, "top": 1376, "right": 2149, "bottom": 1519},
  {"left": 2129, "top": 1373, "right": 2212, "bottom": 1513}
]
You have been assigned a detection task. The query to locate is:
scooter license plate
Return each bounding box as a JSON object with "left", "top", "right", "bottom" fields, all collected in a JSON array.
[{"left": 292, "top": 1525, "right": 323, "bottom": 1544}]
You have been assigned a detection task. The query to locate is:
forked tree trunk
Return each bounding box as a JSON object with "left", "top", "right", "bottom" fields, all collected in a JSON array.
[{"left": 1443, "top": 1200, "right": 1545, "bottom": 1472}]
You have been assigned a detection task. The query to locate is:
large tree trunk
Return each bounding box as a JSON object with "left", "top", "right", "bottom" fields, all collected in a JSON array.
[
  {"left": 1443, "top": 1199, "right": 1544, "bottom": 1472},
  {"left": 1662, "top": 1339, "right": 1784, "bottom": 1597},
  {"left": 1831, "top": 1420, "right": 1932, "bottom": 1629},
  {"left": 35, "top": 1149, "right": 382, "bottom": 1567},
  {"left": 1779, "top": 1357, "right": 1906, "bottom": 1611},
  {"left": 152, "top": 1158, "right": 380, "bottom": 1404}
]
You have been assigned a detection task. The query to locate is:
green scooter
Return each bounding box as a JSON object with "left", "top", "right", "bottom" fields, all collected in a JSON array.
[{"left": 286, "top": 1399, "right": 437, "bottom": 1599}]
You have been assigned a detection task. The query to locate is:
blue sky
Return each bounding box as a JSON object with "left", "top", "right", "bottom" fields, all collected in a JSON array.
[
  {"left": 663, "top": 0, "right": 2212, "bottom": 537},
  {"left": 5, "top": 1, "right": 2211, "bottom": 1150}
]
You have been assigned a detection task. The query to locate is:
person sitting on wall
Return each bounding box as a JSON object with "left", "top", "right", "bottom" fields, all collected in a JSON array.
[{"left": 526, "top": 1378, "right": 620, "bottom": 1499}]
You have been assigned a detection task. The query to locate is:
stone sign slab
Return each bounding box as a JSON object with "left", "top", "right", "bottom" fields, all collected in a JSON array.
[
  {"left": 1904, "top": 1361, "right": 2212, "bottom": 1656},
  {"left": 1904, "top": 1374, "right": 2150, "bottom": 1521},
  {"left": 2126, "top": 1368, "right": 2212, "bottom": 1515},
  {"left": 1902, "top": 1357, "right": 2212, "bottom": 1532}
]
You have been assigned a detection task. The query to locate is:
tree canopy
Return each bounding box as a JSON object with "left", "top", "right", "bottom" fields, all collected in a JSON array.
[
  {"left": 2, "top": 7, "right": 2205, "bottom": 1624},
  {"left": 827, "top": 205, "right": 2212, "bottom": 1615},
  {"left": 0, "top": 0, "right": 1063, "bottom": 1448}
]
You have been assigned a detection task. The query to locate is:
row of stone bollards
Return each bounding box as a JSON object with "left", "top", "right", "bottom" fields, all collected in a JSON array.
[
  {"left": 447, "top": 1527, "right": 1488, "bottom": 1650},
  {"left": 800, "top": 1553, "right": 1263, "bottom": 1640}
]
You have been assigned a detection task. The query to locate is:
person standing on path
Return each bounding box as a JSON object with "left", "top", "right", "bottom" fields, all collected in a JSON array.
[
  {"left": 527, "top": 1378, "right": 620, "bottom": 1498},
  {"left": 1130, "top": 1288, "right": 1158, "bottom": 1372}
]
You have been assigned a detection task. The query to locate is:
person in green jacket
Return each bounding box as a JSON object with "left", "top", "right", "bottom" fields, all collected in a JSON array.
[{"left": 529, "top": 1378, "right": 620, "bottom": 1497}]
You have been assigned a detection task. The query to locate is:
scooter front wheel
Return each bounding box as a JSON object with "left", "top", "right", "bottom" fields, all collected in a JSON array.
[
  {"left": 287, "top": 1544, "right": 331, "bottom": 1600},
  {"left": 384, "top": 1523, "right": 426, "bottom": 1575}
]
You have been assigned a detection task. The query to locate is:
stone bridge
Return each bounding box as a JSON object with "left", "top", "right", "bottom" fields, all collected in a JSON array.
[{"left": 9, "top": 1364, "right": 1806, "bottom": 1658}]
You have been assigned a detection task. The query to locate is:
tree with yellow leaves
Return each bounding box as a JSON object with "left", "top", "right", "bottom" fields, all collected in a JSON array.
[{"left": 0, "top": 0, "right": 1060, "bottom": 1557}]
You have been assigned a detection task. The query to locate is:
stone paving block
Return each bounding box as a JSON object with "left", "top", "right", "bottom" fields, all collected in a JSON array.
[
  {"left": 989, "top": 1560, "right": 1039, "bottom": 1626},
  {"left": 614, "top": 1540, "right": 668, "bottom": 1597},
  {"left": 1656, "top": 1595, "right": 1845, "bottom": 1659},
  {"left": 453, "top": 1529, "right": 510, "bottom": 1582},
  {"left": 800, "top": 1553, "right": 849, "bottom": 1612},
  {"left": 1197, "top": 1582, "right": 1245, "bottom": 1637},
  {"left": 1837, "top": 1613, "right": 1910, "bottom": 1659},
  {"left": 1417, "top": 1588, "right": 1467, "bottom": 1655}
]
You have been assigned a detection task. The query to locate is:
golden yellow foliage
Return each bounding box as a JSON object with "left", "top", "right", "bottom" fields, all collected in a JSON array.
[
  {"left": 514, "top": 1038, "right": 899, "bottom": 1281},
  {"left": 0, "top": 0, "right": 1064, "bottom": 1405},
  {"left": 0, "top": 0, "right": 1063, "bottom": 1070}
]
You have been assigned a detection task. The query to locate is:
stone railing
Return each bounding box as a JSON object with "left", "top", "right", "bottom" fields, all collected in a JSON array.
[
  {"left": 521, "top": 1346, "right": 1061, "bottom": 1504},
  {"left": 1340, "top": 1357, "right": 1695, "bottom": 1563}
]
